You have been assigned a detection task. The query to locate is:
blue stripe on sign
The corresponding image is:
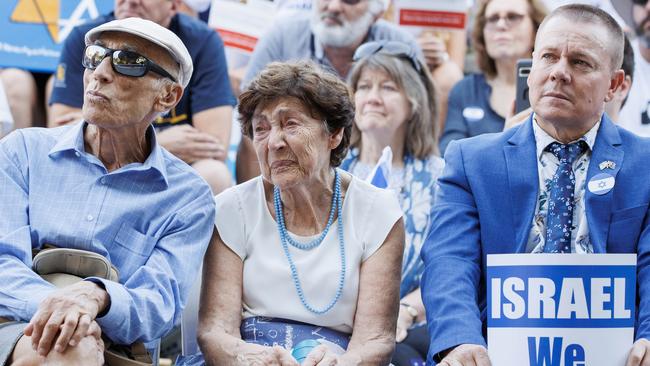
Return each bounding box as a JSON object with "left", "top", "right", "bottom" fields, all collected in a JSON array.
[{"left": 487, "top": 265, "right": 636, "bottom": 328}]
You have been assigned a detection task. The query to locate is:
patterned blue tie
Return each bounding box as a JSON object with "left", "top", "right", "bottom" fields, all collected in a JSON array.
[{"left": 544, "top": 141, "right": 588, "bottom": 253}]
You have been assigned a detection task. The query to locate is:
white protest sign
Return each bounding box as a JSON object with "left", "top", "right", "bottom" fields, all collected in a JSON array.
[
  {"left": 487, "top": 254, "right": 636, "bottom": 366},
  {"left": 391, "top": 0, "right": 467, "bottom": 33},
  {"left": 208, "top": 0, "right": 276, "bottom": 68}
]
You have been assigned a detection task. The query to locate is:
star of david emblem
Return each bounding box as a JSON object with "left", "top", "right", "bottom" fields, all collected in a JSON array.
[{"left": 10, "top": 0, "right": 101, "bottom": 43}]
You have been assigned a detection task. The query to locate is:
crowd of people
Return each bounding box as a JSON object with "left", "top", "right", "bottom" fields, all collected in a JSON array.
[{"left": 1, "top": 0, "right": 650, "bottom": 365}]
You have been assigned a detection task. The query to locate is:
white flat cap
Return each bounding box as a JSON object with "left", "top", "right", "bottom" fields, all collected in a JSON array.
[{"left": 85, "top": 17, "right": 193, "bottom": 88}]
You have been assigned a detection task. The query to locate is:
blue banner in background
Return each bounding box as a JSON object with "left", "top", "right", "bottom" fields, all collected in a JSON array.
[{"left": 0, "top": 0, "right": 113, "bottom": 73}]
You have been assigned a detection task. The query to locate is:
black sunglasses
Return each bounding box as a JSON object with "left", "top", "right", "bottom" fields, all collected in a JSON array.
[
  {"left": 633, "top": 0, "right": 647, "bottom": 4},
  {"left": 82, "top": 44, "right": 177, "bottom": 82},
  {"left": 352, "top": 41, "right": 422, "bottom": 73}
]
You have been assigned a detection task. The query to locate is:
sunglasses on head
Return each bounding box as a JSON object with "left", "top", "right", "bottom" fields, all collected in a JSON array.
[
  {"left": 82, "top": 44, "right": 177, "bottom": 82},
  {"left": 352, "top": 41, "right": 422, "bottom": 73}
]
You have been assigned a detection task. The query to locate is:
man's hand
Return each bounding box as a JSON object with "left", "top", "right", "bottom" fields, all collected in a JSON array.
[
  {"left": 23, "top": 280, "right": 109, "bottom": 357},
  {"left": 156, "top": 124, "right": 227, "bottom": 164},
  {"left": 439, "top": 344, "right": 491, "bottom": 366},
  {"left": 626, "top": 338, "right": 650, "bottom": 366},
  {"left": 417, "top": 31, "right": 449, "bottom": 70},
  {"left": 52, "top": 111, "right": 83, "bottom": 127}
]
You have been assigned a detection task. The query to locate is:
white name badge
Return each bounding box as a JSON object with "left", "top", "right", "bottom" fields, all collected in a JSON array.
[
  {"left": 487, "top": 254, "right": 636, "bottom": 366},
  {"left": 462, "top": 107, "right": 485, "bottom": 121}
]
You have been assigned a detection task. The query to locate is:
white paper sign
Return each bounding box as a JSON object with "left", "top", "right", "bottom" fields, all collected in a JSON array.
[
  {"left": 487, "top": 254, "right": 636, "bottom": 366},
  {"left": 391, "top": 0, "right": 468, "bottom": 33},
  {"left": 208, "top": 0, "right": 276, "bottom": 68}
]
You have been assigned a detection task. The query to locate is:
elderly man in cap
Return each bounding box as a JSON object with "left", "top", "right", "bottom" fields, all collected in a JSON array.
[
  {"left": 0, "top": 18, "right": 215, "bottom": 365},
  {"left": 50, "top": 0, "right": 235, "bottom": 195},
  {"left": 422, "top": 4, "right": 650, "bottom": 366}
]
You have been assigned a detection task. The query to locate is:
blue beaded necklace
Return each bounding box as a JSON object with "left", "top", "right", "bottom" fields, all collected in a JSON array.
[{"left": 273, "top": 169, "right": 346, "bottom": 314}]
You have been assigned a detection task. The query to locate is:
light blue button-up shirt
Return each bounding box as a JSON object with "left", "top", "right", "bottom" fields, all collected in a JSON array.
[{"left": 0, "top": 121, "right": 215, "bottom": 344}]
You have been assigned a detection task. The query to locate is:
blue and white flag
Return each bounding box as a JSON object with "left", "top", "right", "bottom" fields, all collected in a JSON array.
[
  {"left": 366, "top": 146, "right": 392, "bottom": 188},
  {"left": 0, "top": 0, "right": 113, "bottom": 72}
]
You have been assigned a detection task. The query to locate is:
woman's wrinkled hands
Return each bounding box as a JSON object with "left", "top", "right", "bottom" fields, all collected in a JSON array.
[
  {"left": 301, "top": 344, "right": 342, "bottom": 366},
  {"left": 235, "top": 343, "right": 299, "bottom": 366}
]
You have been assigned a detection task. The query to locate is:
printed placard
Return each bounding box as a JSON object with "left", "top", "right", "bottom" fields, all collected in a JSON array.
[
  {"left": 392, "top": 0, "right": 467, "bottom": 32},
  {"left": 0, "top": 0, "right": 113, "bottom": 72},
  {"left": 487, "top": 254, "right": 636, "bottom": 366},
  {"left": 208, "top": 0, "right": 276, "bottom": 69}
]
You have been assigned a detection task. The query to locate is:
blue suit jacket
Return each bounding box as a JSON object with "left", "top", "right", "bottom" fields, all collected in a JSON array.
[{"left": 421, "top": 114, "right": 650, "bottom": 362}]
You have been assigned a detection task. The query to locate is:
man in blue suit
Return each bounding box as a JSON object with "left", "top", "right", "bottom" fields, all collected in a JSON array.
[{"left": 422, "top": 4, "right": 650, "bottom": 366}]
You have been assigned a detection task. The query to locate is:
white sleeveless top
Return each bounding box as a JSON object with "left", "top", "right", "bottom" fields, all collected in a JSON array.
[{"left": 214, "top": 173, "right": 402, "bottom": 333}]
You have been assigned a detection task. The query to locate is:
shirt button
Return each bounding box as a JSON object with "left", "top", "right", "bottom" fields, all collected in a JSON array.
[
  {"left": 100, "top": 178, "right": 106, "bottom": 185},
  {"left": 86, "top": 215, "right": 94, "bottom": 221}
]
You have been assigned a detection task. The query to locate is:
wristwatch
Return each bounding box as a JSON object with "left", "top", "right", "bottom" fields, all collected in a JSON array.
[{"left": 400, "top": 302, "right": 419, "bottom": 321}]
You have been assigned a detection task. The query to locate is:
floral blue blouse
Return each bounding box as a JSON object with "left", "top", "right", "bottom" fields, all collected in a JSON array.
[{"left": 340, "top": 148, "right": 445, "bottom": 297}]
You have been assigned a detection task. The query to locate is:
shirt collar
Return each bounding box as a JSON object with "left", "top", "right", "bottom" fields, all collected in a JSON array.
[
  {"left": 48, "top": 120, "right": 87, "bottom": 156},
  {"left": 48, "top": 121, "right": 169, "bottom": 187},
  {"left": 532, "top": 113, "right": 600, "bottom": 161}
]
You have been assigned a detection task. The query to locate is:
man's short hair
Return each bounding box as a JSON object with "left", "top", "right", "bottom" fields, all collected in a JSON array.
[
  {"left": 622, "top": 35, "right": 635, "bottom": 82},
  {"left": 538, "top": 4, "right": 624, "bottom": 72},
  {"left": 621, "top": 35, "right": 635, "bottom": 108}
]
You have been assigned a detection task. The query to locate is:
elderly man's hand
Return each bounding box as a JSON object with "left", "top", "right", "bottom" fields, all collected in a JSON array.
[
  {"left": 439, "top": 344, "right": 491, "bottom": 366},
  {"left": 157, "top": 124, "right": 227, "bottom": 164},
  {"left": 417, "top": 31, "right": 449, "bottom": 71},
  {"left": 23, "top": 280, "right": 109, "bottom": 357},
  {"left": 626, "top": 339, "right": 650, "bottom": 366}
]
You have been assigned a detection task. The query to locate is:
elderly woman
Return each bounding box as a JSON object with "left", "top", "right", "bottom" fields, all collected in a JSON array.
[
  {"left": 340, "top": 40, "right": 444, "bottom": 366},
  {"left": 197, "top": 61, "right": 405, "bottom": 365},
  {"left": 439, "top": 0, "right": 547, "bottom": 154}
]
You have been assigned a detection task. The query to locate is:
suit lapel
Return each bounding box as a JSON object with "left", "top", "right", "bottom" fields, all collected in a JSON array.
[
  {"left": 504, "top": 116, "right": 539, "bottom": 252},
  {"left": 585, "top": 116, "right": 623, "bottom": 253}
]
